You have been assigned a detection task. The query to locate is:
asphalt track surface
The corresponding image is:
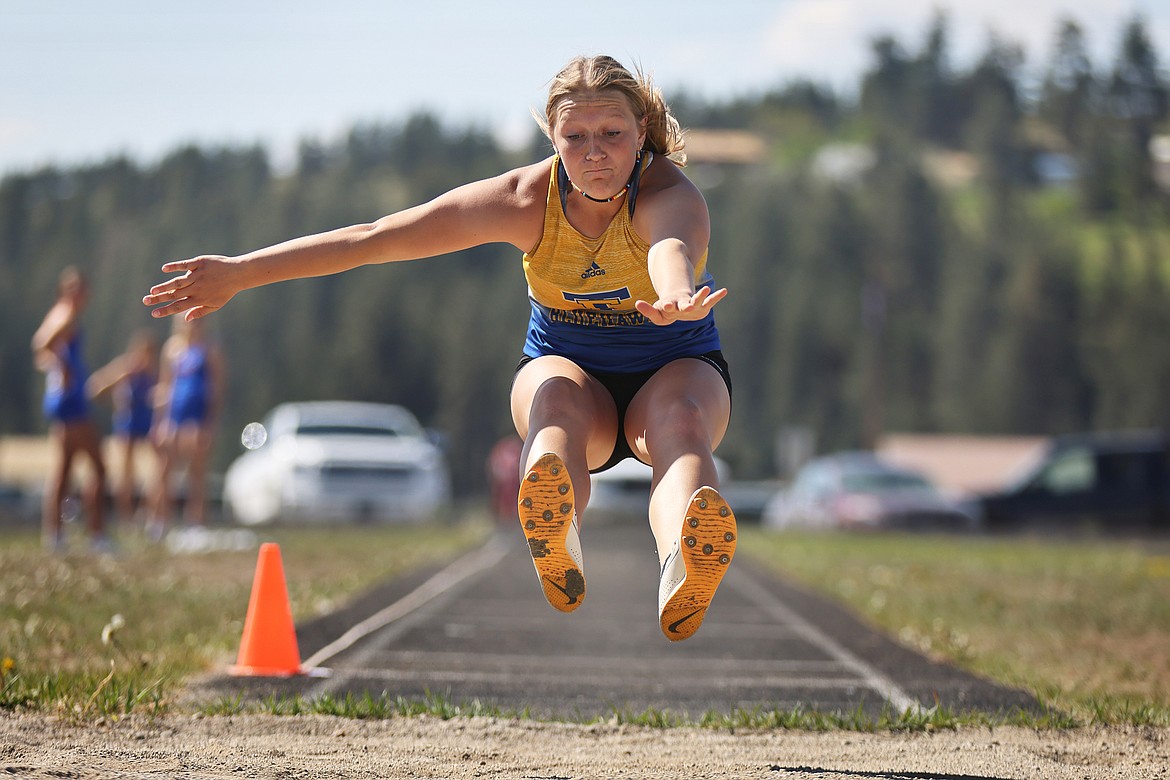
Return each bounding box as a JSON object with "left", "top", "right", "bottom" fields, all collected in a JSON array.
[{"left": 202, "top": 521, "right": 1040, "bottom": 720}]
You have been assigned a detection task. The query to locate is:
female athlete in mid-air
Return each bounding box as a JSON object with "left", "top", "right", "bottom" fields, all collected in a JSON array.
[{"left": 144, "top": 55, "right": 736, "bottom": 640}]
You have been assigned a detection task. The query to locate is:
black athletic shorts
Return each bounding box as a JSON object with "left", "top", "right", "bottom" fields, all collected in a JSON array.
[{"left": 512, "top": 350, "right": 732, "bottom": 474}]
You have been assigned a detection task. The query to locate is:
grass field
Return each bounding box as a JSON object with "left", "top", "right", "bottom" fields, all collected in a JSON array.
[
  {"left": 1, "top": 517, "right": 1168, "bottom": 727},
  {"left": 0, "top": 517, "right": 492, "bottom": 718},
  {"left": 742, "top": 528, "right": 1170, "bottom": 726}
]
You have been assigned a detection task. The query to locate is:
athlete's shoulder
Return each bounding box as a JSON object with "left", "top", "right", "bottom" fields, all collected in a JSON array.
[
  {"left": 640, "top": 154, "right": 702, "bottom": 200},
  {"left": 636, "top": 155, "right": 708, "bottom": 223},
  {"left": 493, "top": 156, "right": 555, "bottom": 209},
  {"left": 632, "top": 156, "right": 710, "bottom": 247}
]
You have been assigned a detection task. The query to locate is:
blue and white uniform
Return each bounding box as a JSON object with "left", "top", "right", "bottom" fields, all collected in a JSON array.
[
  {"left": 42, "top": 331, "right": 91, "bottom": 423},
  {"left": 113, "top": 371, "right": 155, "bottom": 439},
  {"left": 167, "top": 343, "right": 210, "bottom": 424}
]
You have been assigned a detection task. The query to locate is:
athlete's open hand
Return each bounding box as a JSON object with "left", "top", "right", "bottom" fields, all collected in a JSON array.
[
  {"left": 634, "top": 285, "right": 727, "bottom": 326},
  {"left": 142, "top": 255, "right": 239, "bottom": 320}
]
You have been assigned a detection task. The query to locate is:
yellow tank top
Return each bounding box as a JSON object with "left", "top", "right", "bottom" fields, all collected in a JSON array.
[
  {"left": 522, "top": 153, "right": 709, "bottom": 317},
  {"left": 520, "top": 154, "right": 721, "bottom": 373}
]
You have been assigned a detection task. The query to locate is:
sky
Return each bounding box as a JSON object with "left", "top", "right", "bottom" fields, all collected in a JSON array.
[{"left": 3, "top": 0, "right": 1168, "bottom": 178}]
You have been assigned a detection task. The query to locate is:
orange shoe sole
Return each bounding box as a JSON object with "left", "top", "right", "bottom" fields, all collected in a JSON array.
[
  {"left": 660, "top": 487, "right": 736, "bottom": 641},
  {"left": 518, "top": 452, "right": 584, "bottom": 612}
]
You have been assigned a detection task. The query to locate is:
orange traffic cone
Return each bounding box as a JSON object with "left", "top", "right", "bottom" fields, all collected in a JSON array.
[{"left": 229, "top": 542, "right": 304, "bottom": 677}]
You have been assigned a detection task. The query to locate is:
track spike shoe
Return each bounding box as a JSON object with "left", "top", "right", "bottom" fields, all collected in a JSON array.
[
  {"left": 658, "top": 486, "right": 736, "bottom": 641},
  {"left": 518, "top": 452, "right": 585, "bottom": 612}
]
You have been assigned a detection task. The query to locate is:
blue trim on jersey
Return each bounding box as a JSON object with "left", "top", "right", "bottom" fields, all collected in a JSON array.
[{"left": 523, "top": 299, "right": 721, "bottom": 373}]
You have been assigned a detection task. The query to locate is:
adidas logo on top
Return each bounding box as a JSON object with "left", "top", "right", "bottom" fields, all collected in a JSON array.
[{"left": 581, "top": 262, "right": 606, "bottom": 279}]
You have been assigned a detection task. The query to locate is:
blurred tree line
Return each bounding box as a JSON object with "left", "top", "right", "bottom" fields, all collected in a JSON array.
[{"left": 1, "top": 13, "right": 1167, "bottom": 493}]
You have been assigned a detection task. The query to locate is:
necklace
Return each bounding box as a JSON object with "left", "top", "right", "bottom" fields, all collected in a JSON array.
[
  {"left": 573, "top": 182, "right": 629, "bottom": 203},
  {"left": 564, "top": 150, "right": 642, "bottom": 204}
]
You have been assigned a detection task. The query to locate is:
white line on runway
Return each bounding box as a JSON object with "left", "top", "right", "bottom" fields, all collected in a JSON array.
[
  {"left": 370, "top": 649, "right": 850, "bottom": 676},
  {"left": 725, "top": 567, "right": 921, "bottom": 714},
  {"left": 438, "top": 610, "right": 818, "bottom": 639},
  {"left": 302, "top": 534, "right": 512, "bottom": 671},
  {"left": 324, "top": 665, "right": 873, "bottom": 693}
]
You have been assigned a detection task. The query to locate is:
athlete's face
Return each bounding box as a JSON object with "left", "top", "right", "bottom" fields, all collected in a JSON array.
[{"left": 552, "top": 91, "right": 646, "bottom": 201}]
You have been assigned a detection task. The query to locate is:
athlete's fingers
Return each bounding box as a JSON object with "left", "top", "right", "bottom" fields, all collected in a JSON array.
[
  {"left": 182, "top": 305, "right": 217, "bottom": 321},
  {"left": 147, "top": 256, "right": 218, "bottom": 302},
  {"left": 142, "top": 285, "right": 192, "bottom": 309},
  {"left": 676, "top": 294, "right": 698, "bottom": 314},
  {"left": 146, "top": 299, "right": 192, "bottom": 319},
  {"left": 160, "top": 257, "right": 203, "bottom": 274},
  {"left": 699, "top": 287, "right": 728, "bottom": 308},
  {"left": 141, "top": 290, "right": 173, "bottom": 307},
  {"left": 144, "top": 272, "right": 193, "bottom": 301},
  {"left": 636, "top": 286, "right": 727, "bottom": 326},
  {"left": 634, "top": 299, "right": 669, "bottom": 325},
  {"left": 159, "top": 262, "right": 187, "bottom": 275},
  {"left": 148, "top": 254, "right": 239, "bottom": 316}
]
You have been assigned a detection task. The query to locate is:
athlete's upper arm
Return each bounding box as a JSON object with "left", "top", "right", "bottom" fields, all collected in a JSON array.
[
  {"left": 31, "top": 305, "right": 72, "bottom": 354},
  {"left": 637, "top": 172, "right": 711, "bottom": 261},
  {"left": 361, "top": 163, "right": 546, "bottom": 262}
]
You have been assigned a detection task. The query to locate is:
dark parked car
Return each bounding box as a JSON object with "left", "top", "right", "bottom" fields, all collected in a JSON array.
[
  {"left": 763, "top": 451, "right": 978, "bottom": 532},
  {"left": 972, "top": 430, "right": 1170, "bottom": 533}
]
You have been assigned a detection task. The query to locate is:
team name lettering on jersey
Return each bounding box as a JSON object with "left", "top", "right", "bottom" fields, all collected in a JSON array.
[{"left": 547, "top": 309, "right": 647, "bottom": 327}]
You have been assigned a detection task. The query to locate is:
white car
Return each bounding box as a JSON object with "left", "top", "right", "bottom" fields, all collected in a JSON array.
[
  {"left": 587, "top": 456, "right": 731, "bottom": 520},
  {"left": 223, "top": 401, "right": 451, "bottom": 525}
]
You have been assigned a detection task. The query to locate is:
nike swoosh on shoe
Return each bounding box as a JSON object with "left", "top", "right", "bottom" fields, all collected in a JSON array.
[
  {"left": 658, "top": 486, "right": 736, "bottom": 641},
  {"left": 518, "top": 452, "right": 585, "bottom": 612}
]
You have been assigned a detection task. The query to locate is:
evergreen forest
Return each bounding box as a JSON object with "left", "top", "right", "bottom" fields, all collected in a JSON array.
[{"left": 2, "top": 14, "right": 1168, "bottom": 495}]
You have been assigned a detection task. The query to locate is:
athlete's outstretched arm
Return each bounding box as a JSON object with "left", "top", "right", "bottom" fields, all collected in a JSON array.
[
  {"left": 143, "top": 168, "right": 539, "bottom": 320},
  {"left": 632, "top": 171, "right": 726, "bottom": 326}
]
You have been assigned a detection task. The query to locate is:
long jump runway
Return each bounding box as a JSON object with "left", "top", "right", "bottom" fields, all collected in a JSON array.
[{"left": 208, "top": 522, "right": 1039, "bottom": 720}]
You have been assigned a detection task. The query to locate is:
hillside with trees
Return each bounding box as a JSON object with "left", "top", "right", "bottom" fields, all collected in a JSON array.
[{"left": 1, "top": 13, "right": 1166, "bottom": 493}]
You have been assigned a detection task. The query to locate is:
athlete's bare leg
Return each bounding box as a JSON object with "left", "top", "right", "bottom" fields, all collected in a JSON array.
[
  {"left": 149, "top": 425, "right": 178, "bottom": 538},
  {"left": 624, "top": 358, "right": 731, "bottom": 565},
  {"left": 509, "top": 355, "right": 619, "bottom": 520},
  {"left": 42, "top": 424, "right": 74, "bottom": 549},
  {"left": 74, "top": 421, "right": 108, "bottom": 541},
  {"left": 116, "top": 436, "right": 136, "bottom": 522},
  {"left": 43, "top": 421, "right": 108, "bottom": 549},
  {"left": 183, "top": 424, "right": 214, "bottom": 526},
  {"left": 509, "top": 356, "right": 619, "bottom": 611},
  {"left": 625, "top": 357, "right": 732, "bottom": 638}
]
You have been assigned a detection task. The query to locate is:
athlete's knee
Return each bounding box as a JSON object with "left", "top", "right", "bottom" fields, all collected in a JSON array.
[
  {"left": 653, "top": 395, "right": 708, "bottom": 433},
  {"left": 645, "top": 397, "right": 712, "bottom": 451},
  {"left": 528, "top": 376, "right": 595, "bottom": 428}
]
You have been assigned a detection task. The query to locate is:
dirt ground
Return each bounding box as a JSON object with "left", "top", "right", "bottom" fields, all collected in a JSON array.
[{"left": 1, "top": 712, "right": 1167, "bottom": 779}]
